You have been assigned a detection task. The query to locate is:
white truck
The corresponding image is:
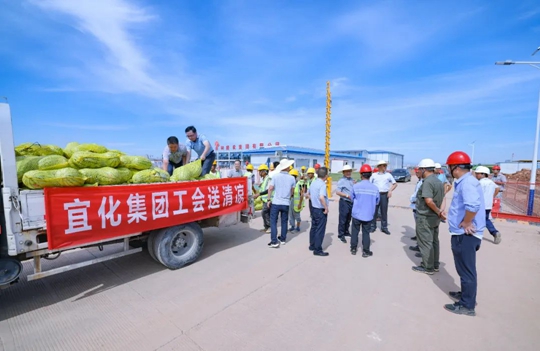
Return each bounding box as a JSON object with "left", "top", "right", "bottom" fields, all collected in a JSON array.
[{"left": 0, "top": 102, "right": 249, "bottom": 288}]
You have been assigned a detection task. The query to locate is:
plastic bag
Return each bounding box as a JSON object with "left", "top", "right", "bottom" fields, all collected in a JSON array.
[
  {"left": 74, "top": 143, "right": 108, "bottom": 154},
  {"left": 170, "top": 160, "right": 202, "bottom": 181},
  {"left": 79, "top": 167, "right": 132, "bottom": 185},
  {"left": 120, "top": 155, "right": 152, "bottom": 170},
  {"left": 38, "top": 155, "right": 69, "bottom": 170},
  {"left": 16, "top": 156, "right": 42, "bottom": 182},
  {"left": 22, "top": 168, "right": 86, "bottom": 189},
  {"left": 132, "top": 168, "right": 170, "bottom": 184},
  {"left": 64, "top": 142, "right": 80, "bottom": 158},
  {"left": 15, "top": 143, "right": 64, "bottom": 156},
  {"left": 69, "top": 151, "right": 120, "bottom": 169}
]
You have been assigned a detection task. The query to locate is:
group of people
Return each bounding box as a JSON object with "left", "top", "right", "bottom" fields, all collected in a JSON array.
[{"left": 163, "top": 135, "right": 498, "bottom": 317}]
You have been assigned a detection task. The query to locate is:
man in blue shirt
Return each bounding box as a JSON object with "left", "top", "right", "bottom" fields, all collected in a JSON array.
[
  {"left": 336, "top": 165, "right": 355, "bottom": 243},
  {"left": 308, "top": 167, "right": 330, "bottom": 256},
  {"left": 185, "top": 126, "right": 215, "bottom": 176},
  {"left": 350, "top": 165, "right": 380, "bottom": 257},
  {"left": 444, "top": 151, "right": 486, "bottom": 317}
]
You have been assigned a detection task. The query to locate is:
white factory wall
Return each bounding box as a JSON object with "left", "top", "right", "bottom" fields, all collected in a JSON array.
[{"left": 499, "top": 162, "right": 540, "bottom": 174}]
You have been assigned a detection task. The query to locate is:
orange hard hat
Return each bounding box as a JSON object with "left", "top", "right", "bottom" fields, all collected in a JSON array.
[
  {"left": 446, "top": 151, "right": 472, "bottom": 165},
  {"left": 492, "top": 165, "right": 501, "bottom": 170},
  {"left": 314, "top": 163, "right": 321, "bottom": 169},
  {"left": 360, "top": 164, "right": 372, "bottom": 173}
]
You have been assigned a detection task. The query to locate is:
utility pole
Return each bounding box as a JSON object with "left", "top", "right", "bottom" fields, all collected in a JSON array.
[{"left": 325, "top": 81, "right": 332, "bottom": 197}]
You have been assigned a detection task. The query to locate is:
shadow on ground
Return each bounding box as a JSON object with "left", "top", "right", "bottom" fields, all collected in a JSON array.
[{"left": 401, "top": 225, "right": 459, "bottom": 297}]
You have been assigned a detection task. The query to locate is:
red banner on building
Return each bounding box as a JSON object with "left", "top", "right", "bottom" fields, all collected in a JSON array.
[{"left": 44, "top": 178, "right": 248, "bottom": 250}]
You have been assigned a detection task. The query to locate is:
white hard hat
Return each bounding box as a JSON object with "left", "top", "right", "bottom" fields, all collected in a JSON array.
[
  {"left": 474, "top": 166, "right": 490, "bottom": 175},
  {"left": 377, "top": 160, "right": 388, "bottom": 166},
  {"left": 434, "top": 163, "right": 442, "bottom": 168},
  {"left": 339, "top": 165, "right": 354, "bottom": 172},
  {"left": 417, "top": 158, "right": 436, "bottom": 168}
]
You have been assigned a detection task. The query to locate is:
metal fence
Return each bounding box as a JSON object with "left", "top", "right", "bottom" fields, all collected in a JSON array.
[{"left": 494, "top": 180, "right": 540, "bottom": 219}]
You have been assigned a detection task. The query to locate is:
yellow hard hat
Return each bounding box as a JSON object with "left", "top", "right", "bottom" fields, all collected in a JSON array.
[
  {"left": 246, "top": 164, "right": 254, "bottom": 171},
  {"left": 258, "top": 164, "right": 269, "bottom": 171},
  {"left": 307, "top": 167, "right": 315, "bottom": 174},
  {"left": 301, "top": 166, "right": 306, "bottom": 170},
  {"left": 270, "top": 164, "right": 275, "bottom": 170},
  {"left": 212, "top": 160, "right": 217, "bottom": 165},
  {"left": 289, "top": 169, "right": 299, "bottom": 177}
]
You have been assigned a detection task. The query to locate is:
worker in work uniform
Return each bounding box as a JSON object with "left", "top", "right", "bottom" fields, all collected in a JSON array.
[
  {"left": 209, "top": 161, "right": 221, "bottom": 178},
  {"left": 184, "top": 126, "right": 215, "bottom": 176},
  {"left": 162, "top": 136, "right": 188, "bottom": 176},
  {"left": 409, "top": 167, "right": 423, "bottom": 241},
  {"left": 435, "top": 162, "right": 451, "bottom": 224},
  {"left": 350, "top": 164, "right": 380, "bottom": 257},
  {"left": 475, "top": 166, "right": 502, "bottom": 244},
  {"left": 300, "top": 166, "right": 308, "bottom": 181},
  {"left": 369, "top": 160, "right": 397, "bottom": 235},
  {"left": 288, "top": 169, "right": 305, "bottom": 232},
  {"left": 314, "top": 163, "right": 321, "bottom": 179},
  {"left": 412, "top": 159, "right": 445, "bottom": 275},
  {"left": 267, "top": 159, "right": 296, "bottom": 248},
  {"left": 306, "top": 167, "right": 316, "bottom": 219},
  {"left": 244, "top": 164, "right": 256, "bottom": 217},
  {"left": 335, "top": 165, "right": 355, "bottom": 243},
  {"left": 445, "top": 151, "right": 485, "bottom": 316},
  {"left": 490, "top": 165, "right": 506, "bottom": 198},
  {"left": 255, "top": 164, "right": 271, "bottom": 233},
  {"left": 308, "top": 167, "right": 330, "bottom": 256}
]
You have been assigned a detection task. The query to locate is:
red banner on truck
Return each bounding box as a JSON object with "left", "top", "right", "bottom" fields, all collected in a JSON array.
[{"left": 44, "top": 178, "right": 248, "bottom": 250}]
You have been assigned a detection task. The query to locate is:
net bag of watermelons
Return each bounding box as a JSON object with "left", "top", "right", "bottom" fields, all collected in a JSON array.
[
  {"left": 22, "top": 168, "right": 86, "bottom": 189},
  {"left": 63, "top": 142, "right": 80, "bottom": 158},
  {"left": 79, "top": 167, "right": 132, "bottom": 185},
  {"left": 69, "top": 151, "right": 120, "bottom": 169},
  {"left": 38, "top": 155, "right": 69, "bottom": 170},
  {"left": 119, "top": 155, "right": 153, "bottom": 170},
  {"left": 16, "top": 156, "right": 43, "bottom": 182},
  {"left": 108, "top": 149, "right": 126, "bottom": 156},
  {"left": 73, "top": 143, "right": 108, "bottom": 154},
  {"left": 132, "top": 168, "right": 170, "bottom": 184},
  {"left": 170, "top": 160, "right": 202, "bottom": 181},
  {"left": 15, "top": 143, "right": 64, "bottom": 156}
]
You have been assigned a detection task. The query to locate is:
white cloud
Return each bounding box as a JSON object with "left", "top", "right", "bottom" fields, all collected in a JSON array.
[
  {"left": 285, "top": 96, "right": 296, "bottom": 102},
  {"left": 31, "top": 0, "right": 189, "bottom": 99},
  {"left": 42, "top": 122, "right": 131, "bottom": 131}
]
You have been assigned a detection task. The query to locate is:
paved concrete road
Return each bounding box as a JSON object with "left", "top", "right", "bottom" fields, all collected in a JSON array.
[{"left": 1, "top": 181, "right": 539, "bottom": 351}]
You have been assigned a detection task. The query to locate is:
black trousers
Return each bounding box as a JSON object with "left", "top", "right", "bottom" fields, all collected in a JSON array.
[
  {"left": 350, "top": 218, "right": 371, "bottom": 251},
  {"left": 371, "top": 192, "right": 389, "bottom": 230},
  {"left": 338, "top": 199, "right": 353, "bottom": 238},
  {"left": 309, "top": 208, "right": 327, "bottom": 253},
  {"left": 262, "top": 202, "right": 271, "bottom": 229},
  {"left": 451, "top": 235, "right": 481, "bottom": 310}
]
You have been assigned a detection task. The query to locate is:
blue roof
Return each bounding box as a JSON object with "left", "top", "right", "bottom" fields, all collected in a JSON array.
[
  {"left": 368, "top": 150, "right": 404, "bottom": 157},
  {"left": 242, "top": 146, "right": 366, "bottom": 160}
]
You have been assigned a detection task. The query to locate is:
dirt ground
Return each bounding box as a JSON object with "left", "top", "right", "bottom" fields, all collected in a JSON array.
[{"left": 1, "top": 179, "right": 539, "bottom": 351}]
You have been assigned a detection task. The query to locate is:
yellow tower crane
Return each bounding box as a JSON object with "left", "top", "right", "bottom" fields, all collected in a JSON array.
[{"left": 325, "top": 81, "right": 332, "bottom": 197}]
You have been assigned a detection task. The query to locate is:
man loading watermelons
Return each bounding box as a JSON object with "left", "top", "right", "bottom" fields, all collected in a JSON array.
[
  {"left": 184, "top": 125, "right": 216, "bottom": 176},
  {"left": 162, "top": 136, "right": 188, "bottom": 176}
]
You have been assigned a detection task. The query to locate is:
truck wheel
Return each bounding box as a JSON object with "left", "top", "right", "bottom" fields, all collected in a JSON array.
[
  {"left": 147, "top": 231, "right": 158, "bottom": 262},
  {"left": 152, "top": 223, "right": 204, "bottom": 270}
]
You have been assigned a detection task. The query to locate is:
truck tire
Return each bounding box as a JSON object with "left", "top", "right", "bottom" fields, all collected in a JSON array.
[
  {"left": 146, "top": 231, "right": 158, "bottom": 262},
  {"left": 151, "top": 223, "right": 204, "bottom": 270}
]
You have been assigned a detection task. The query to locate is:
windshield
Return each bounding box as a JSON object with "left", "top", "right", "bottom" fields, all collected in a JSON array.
[{"left": 392, "top": 169, "right": 407, "bottom": 174}]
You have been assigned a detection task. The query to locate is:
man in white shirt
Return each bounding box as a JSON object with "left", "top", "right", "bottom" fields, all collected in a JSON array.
[
  {"left": 267, "top": 159, "right": 296, "bottom": 247},
  {"left": 475, "top": 166, "right": 502, "bottom": 244},
  {"left": 369, "top": 160, "right": 397, "bottom": 235}
]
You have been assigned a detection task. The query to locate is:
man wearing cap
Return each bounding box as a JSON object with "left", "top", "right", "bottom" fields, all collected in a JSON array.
[
  {"left": 308, "top": 167, "right": 330, "bottom": 256},
  {"left": 209, "top": 161, "right": 221, "bottom": 178},
  {"left": 350, "top": 165, "right": 380, "bottom": 257},
  {"left": 300, "top": 166, "right": 308, "bottom": 181},
  {"left": 490, "top": 165, "right": 506, "bottom": 198},
  {"left": 412, "top": 159, "right": 445, "bottom": 275},
  {"left": 444, "top": 151, "right": 485, "bottom": 316},
  {"left": 369, "top": 160, "right": 397, "bottom": 235},
  {"left": 267, "top": 159, "right": 296, "bottom": 247},
  {"left": 255, "top": 164, "right": 271, "bottom": 233},
  {"left": 288, "top": 169, "right": 305, "bottom": 232},
  {"left": 336, "top": 165, "right": 355, "bottom": 243},
  {"left": 314, "top": 163, "right": 321, "bottom": 178},
  {"left": 475, "top": 166, "right": 502, "bottom": 244}
]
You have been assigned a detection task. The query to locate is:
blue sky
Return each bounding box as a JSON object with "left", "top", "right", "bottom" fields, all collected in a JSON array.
[{"left": 1, "top": 0, "right": 540, "bottom": 165}]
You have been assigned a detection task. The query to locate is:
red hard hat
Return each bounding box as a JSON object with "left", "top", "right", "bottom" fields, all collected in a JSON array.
[
  {"left": 374, "top": 167, "right": 379, "bottom": 172},
  {"left": 360, "top": 164, "right": 372, "bottom": 173},
  {"left": 414, "top": 167, "right": 419, "bottom": 172},
  {"left": 314, "top": 163, "right": 321, "bottom": 169},
  {"left": 446, "top": 151, "right": 471, "bottom": 165},
  {"left": 492, "top": 165, "right": 501, "bottom": 170}
]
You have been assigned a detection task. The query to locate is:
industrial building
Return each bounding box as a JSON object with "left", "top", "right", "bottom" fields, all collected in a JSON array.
[
  {"left": 218, "top": 145, "right": 366, "bottom": 172},
  {"left": 333, "top": 149, "right": 404, "bottom": 170}
]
